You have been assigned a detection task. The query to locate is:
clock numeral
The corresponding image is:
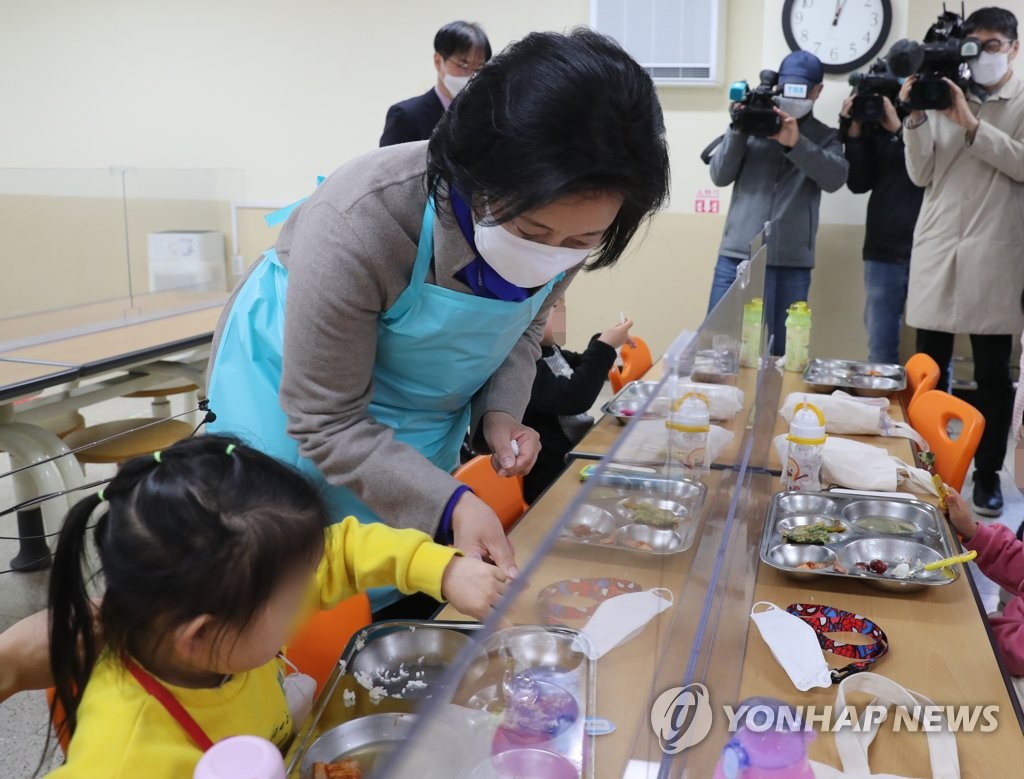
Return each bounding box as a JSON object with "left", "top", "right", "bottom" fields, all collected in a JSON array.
[
  {"left": 863, "top": 31, "right": 872, "bottom": 43},
  {"left": 871, "top": 12, "right": 879, "bottom": 25},
  {"left": 794, "top": 10, "right": 803, "bottom": 23},
  {"left": 830, "top": 47, "right": 839, "bottom": 61},
  {"left": 800, "top": 29, "right": 808, "bottom": 42},
  {"left": 813, "top": 41, "right": 822, "bottom": 53},
  {"left": 802, "top": 0, "right": 814, "bottom": 7},
  {"left": 850, "top": 43, "right": 858, "bottom": 54}
]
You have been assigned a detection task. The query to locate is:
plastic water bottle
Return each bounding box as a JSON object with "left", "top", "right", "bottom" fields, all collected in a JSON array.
[
  {"left": 783, "top": 400, "right": 826, "bottom": 492},
  {"left": 784, "top": 302, "right": 812, "bottom": 373},
  {"left": 741, "top": 297, "right": 763, "bottom": 368},
  {"left": 666, "top": 393, "right": 710, "bottom": 473},
  {"left": 193, "top": 736, "right": 286, "bottom": 779},
  {"left": 712, "top": 697, "right": 816, "bottom": 779}
]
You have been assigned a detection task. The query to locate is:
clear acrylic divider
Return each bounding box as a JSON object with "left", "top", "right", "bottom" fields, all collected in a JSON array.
[
  {"left": 374, "top": 233, "right": 776, "bottom": 779},
  {"left": 0, "top": 168, "right": 243, "bottom": 353}
]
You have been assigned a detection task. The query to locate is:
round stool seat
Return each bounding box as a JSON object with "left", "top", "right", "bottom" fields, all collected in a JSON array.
[
  {"left": 125, "top": 382, "right": 199, "bottom": 399},
  {"left": 64, "top": 419, "right": 194, "bottom": 464}
]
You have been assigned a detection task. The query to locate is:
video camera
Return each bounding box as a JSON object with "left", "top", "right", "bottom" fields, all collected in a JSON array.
[
  {"left": 848, "top": 59, "right": 902, "bottom": 124},
  {"left": 888, "top": 4, "right": 981, "bottom": 110},
  {"left": 728, "top": 70, "right": 783, "bottom": 137}
]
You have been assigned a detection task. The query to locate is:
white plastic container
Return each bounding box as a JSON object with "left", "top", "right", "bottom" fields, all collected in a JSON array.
[
  {"left": 783, "top": 400, "right": 826, "bottom": 492},
  {"left": 665, "top": 393, "right": 711, "bottom": 472},
  {"left": 193, "top": 735, "right": 285, "bottom": 779}
]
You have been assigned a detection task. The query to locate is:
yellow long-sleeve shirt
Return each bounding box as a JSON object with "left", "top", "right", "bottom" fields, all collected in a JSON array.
[{"left": 47, "top": 517, "right": 458, "bottom": 778}]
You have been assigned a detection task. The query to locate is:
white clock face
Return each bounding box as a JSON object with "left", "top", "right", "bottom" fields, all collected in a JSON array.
[{"left": 786, "top": 0, "right": 891, "bottom": 72}]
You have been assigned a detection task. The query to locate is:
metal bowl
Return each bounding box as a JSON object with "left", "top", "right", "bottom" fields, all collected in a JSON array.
[
  {"left": 616, "top": 523, "right": 684, "bottom": 553},
  {"left": 483, "top": 627, "right": 586, "bottom": 674},
  {"left": 634, "top": 478, "right": 703, "bottom": 502},
  {"left": 616, "top": 497, "right": 688, "bottom": 525},
  {"left": 471, "top": 749, "right": 579, "bottom": 779},
  {"left": 767, "top": 544, "right": 837, "bottom": 578},
  {"left": 775, "top": 493, "right": 838, "bottom": 517},
  {"left": 349, "top": 626, "right": 483, "bottom": 699},
  {"left": 838, "top": 538, "right": 946, "bottom": 585},
  {"left": 562, "top": 505, "right": 615, "bottom": 542},
  {"left": 841, "top": 500, "right": 934, "bottom": 535},
  {"left": 848, "top": 375, "right": 901, "bottom": 397},
  {"left": 300, "top": 713, "right": 423, "bottom": 778}
]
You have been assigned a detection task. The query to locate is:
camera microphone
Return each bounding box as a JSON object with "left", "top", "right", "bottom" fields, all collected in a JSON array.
[{"left": 887, "top": 39, "right": 925, "bottom": 78}]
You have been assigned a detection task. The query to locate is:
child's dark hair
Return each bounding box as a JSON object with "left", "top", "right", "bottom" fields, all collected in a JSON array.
[
  {"left": 434, "top": 20, "right": 491, "bottom": 62},
  {"left": 47, "top": 435, "right": 328, "bottom": 741},
  {"left": 427, "top": 27, "right": 670, "bottom": 272}
]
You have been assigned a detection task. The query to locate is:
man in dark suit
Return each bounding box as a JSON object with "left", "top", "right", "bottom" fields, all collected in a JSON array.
[{"left": 380, "top": 20, "right": 491, "bottom": 146}]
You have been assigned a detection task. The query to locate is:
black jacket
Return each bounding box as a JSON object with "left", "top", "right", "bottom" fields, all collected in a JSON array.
[
  {"left": 379, "top": 88, "right": 445, "bottom": 147},
  {"left": 522, "top": 338, "right": 617, "bottom": 503},
  {"left": 843, "top": 127, "right": 924, "bottom": 263}
]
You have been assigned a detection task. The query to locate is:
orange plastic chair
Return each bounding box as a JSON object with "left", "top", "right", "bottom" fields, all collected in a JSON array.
[
  {"left": 902, "top": 353, "right": 941, "bottom": 415},
  {"left": 608, "top": 337, "right": 653, "bottom": 394},
  {"left": 285, "top": 593, "right": 373, "bottom": 695},
  {"left": 46, "top": 593, "right": 373, "bottom": 753},
  {"left": 454, "top": 455, "right": 528, "bottom": 532},
  {"left": 907, "top": 389, "right": 985, "bottom": 492}
]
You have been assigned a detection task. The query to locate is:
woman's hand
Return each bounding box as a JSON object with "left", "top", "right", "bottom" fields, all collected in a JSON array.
[
  {"left": 946, "top": 490, "right": 978, "bottom": 541},
  {"left": 451, "top": 490, "right": 520, "bottom": 579},
  {"left": 440, "top": 556, "right": 509, "bottom": 621},
  {"left": 482, "top": 411, "right": 540, "bottom": 478}
]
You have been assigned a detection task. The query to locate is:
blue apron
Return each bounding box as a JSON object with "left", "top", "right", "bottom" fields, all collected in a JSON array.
[{"left": 208, "top": 196, "right": 560, "bottom": 609}]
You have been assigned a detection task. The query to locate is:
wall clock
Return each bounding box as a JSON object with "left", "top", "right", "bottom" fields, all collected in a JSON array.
[{"left": 782, "top": 0, "right": 893, "bottom": 74}]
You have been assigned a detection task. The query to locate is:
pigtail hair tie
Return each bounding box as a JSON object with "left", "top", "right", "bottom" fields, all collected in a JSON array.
[
  {"left": 153, "top": 451, "right": 162, "bottom": 463},
  {"left": 97, "top": 488, "right": 106, "bottom": 503},
  {"left": 225, "top": 444, "right": 237, "bottom": 457}
]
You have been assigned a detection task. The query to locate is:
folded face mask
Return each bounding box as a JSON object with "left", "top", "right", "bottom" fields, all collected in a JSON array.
[
  {"left": 750, "top": 602, "right": 832, "bottom": 691},
  {"left": 575, "top": 588, "right": 674, "bottom": 659},
  {"left": 279, "top": 655, "right": 317, "bottom": 727}
]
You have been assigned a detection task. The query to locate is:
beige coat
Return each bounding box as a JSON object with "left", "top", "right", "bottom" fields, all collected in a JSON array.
[{"left": 904, "top": 72, "right": 1024, "bottom": 335}]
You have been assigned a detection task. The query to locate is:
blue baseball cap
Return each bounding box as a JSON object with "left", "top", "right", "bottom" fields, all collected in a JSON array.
[{"left": 778, "top": 50, "right": 824, "bottom": 87}]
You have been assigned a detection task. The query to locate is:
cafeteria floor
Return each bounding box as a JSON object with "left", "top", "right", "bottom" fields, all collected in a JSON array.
[{"left": 1, "top": 392, "right": 1022, "bottom": 777}]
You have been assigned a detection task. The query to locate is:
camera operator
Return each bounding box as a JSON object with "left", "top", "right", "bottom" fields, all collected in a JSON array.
[
  {"left": 902, "top": 7, "right": 1024, "bottom": 517},
  {"left": 840, "top": 93, "right": 924, "bottom": 365},
  {"left": 708, "top": 51, "right": 848, "bottom": 355}
]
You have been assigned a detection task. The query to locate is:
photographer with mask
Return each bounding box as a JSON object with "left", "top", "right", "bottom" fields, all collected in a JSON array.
[
  {"left": 902, "top": 7, "right": 1024, "bottom": 517},
  {"left": 707, "top": 51, "right": 848, "bottom": 354},
  {"left": 840, "top": 93, "right": 924, "bottom": 365}
]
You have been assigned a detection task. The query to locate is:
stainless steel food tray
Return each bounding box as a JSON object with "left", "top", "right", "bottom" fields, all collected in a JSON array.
[
  {"left": 558, "top": 475, "right": 707, "bottom": 555},
  {"left": 802, "top": 359, "right": 907, "bottom": 397},
  {"left": 601, "top": 381, "right": 671, "bottom": 424},
  {"left": 287, "top": 621, "right": 597, "bottom": 778},
  {"left": 692, "top": 347, "right": 739, "bottom": 384},
  {"left": 759, "top": 491, "right": 961, "bottom": 592}
]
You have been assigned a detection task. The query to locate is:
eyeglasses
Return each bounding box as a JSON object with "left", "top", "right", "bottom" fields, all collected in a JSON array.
[
  {"left": 980, "top": 37, "right": 1017, "bottom": 54},
  {"left": 444, "top": 57, "right": 484, "bottom": 76}
]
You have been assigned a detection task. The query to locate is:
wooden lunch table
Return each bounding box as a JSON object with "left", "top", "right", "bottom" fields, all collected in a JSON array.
[{"left": 435, "top": 366, "right": 1024, "bottom": 777}]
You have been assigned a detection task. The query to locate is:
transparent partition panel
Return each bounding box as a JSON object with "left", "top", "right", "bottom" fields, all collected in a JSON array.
[
  {"left": 371, "top": 251, "right": 771, "bottom": 779},
  {"left": 122, "top": 168, "right": 244, "bottom": 312},
  {"left": 0, "top": 168, "right": 131, "bottom": 345}
]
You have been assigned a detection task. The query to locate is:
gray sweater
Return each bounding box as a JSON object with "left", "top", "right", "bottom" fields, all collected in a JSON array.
[
  {"left": 212, "top": 142, "right": 576, "bottom": 534},
  {"left": 709, "top": 114, "right": 848, "bottom": 268}
]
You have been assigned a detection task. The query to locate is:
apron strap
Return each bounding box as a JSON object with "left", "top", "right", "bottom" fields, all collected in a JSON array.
[
  {"left": 123, "top": 657, "right": 215, "bottom": 752},
  {"left": 382, "top": 196, "right": 437, "bottom": 322}
]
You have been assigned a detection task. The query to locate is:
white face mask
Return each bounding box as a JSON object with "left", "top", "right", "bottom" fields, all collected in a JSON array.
[
  {"left": 474, "top": 215, "right": 593, "bottom": 287},
  {"left": 750, "top": 602, "right": 832, "bottom": 691},
  {"left": 972, "top": 50, "right": 1011, "bottom": 86},
  {"left": 776, "top": 96, "right": 813, "bottom": 119},
  {"left": 279, "top": 655, "right": 316, "bottom": 728},
  {"left": 573, "top": 588, "right": 673, "bottom": 660},
  {"left": 442, "top": 71, "right": 471, "bottom": 98}
]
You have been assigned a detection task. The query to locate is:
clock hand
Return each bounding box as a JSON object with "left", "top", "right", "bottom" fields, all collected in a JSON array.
[{"left": 832, "top": 0, "right": 848, "bottom": 26}]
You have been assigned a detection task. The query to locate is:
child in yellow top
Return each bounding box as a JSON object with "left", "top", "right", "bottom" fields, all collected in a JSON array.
[{"left": 45, "top": 435, "right": 507, "bottom": 778}]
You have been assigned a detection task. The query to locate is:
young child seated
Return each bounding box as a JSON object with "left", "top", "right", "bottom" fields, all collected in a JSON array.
[
  {"left": 45, "top": 435, "right": 506, "bottom": 777},
  {"left": 522, "top": 306, "right": 634, "bottom": 503},
  {"left": 947, "top": 490, "right": 1024, "bottom": 679}
]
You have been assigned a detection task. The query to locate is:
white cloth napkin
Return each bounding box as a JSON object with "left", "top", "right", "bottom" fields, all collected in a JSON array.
[
  {"left": 616, "top": 419, "right": 734, "bottom": 464},
  {"left": 773, "top": 435, "right": 939, "bottom": 496},
  {"left": 779, "top": 391, "right": 926, "bottom": 449}
]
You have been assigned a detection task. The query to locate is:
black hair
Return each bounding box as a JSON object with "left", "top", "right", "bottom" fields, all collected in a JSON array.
[
  {"left": 434, "top": 20, "right": 491, "bottom": 62},
  {"left": 427, "top": 27, "right": 670, "bottom": 271},
  {"left": 965, "top": 7, "right": 1018, "bottom": 40},
  {"left": 46, "top": 435, "right": 328, "bottom": 741}
]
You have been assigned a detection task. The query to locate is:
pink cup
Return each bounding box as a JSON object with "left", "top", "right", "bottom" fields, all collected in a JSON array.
[{"left": 193, "top": 736, "right": 286, "bottom": 779}]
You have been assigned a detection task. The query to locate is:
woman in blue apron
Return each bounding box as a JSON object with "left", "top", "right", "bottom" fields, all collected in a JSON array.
[{"left": 206, "top": 29, "right": 670, "bottom": 616}]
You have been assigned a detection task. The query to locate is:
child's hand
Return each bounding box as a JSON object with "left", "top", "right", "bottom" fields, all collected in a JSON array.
[
  {"left": 441, "top": 557, "right": 509, "bottom": 621},
  {"left": 945, "top": 489, "right": 978, "bottom": 541},
  {"left": 599, "top": 317, "right": 634, "bottom": 350}
]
